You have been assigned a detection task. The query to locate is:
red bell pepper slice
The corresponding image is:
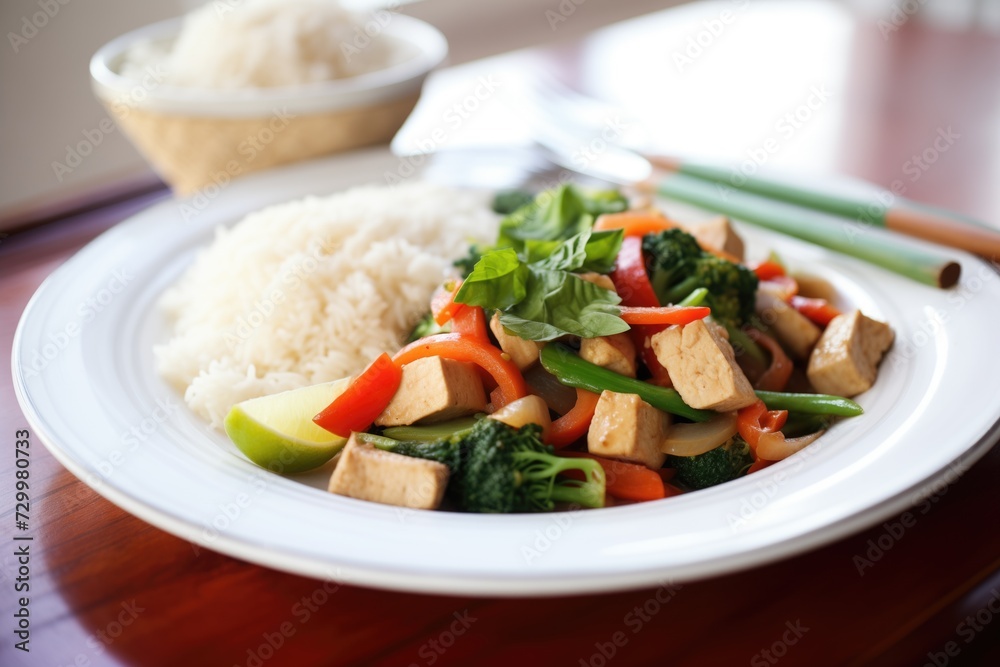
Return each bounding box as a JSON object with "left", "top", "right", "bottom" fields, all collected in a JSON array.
[
  {"left": 450, "top": 305, "right": 489, "bottom": 342},
  {"left": 547, "top": 388, "right": 600, "bottom": 448},
  {"left": 313, "top": 353, "right": 402, "bottom": 437},
  {"left": 753, "top": 260, "right": 786, "bottom": 281},
  {"left": 561, "top": 452, "right": 666, "bottom": 502},
  {"left": 744, "top": 328, "right": 792, "bottom": 392},
  {"left": 609, "top": 236, "right": 673, "bottom": 385},
  {"left": 431, "top": 280, "right": 465, "bottom": 326},
  {"left": 736, "top": 399, "right": 788, "bottom": 448},
  {"left": 618, "top": 305, "right": 711, "bottom": 326},
  {"left": 790, "top": 296, "right": 841, "bottom": 327}
]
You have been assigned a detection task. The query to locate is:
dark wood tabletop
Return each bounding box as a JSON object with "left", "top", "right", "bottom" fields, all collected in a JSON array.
[{"left": 5, "top": 3, "right": 1000, "bottom": 666}]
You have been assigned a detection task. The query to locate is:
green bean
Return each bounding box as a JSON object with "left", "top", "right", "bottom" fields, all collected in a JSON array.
[
  {"left": 755, "top": 390, "right": 864, "bottom": 417},
  {"left": 381, "top": 417, "right": 480, "bottom": 442},
  {"left": 539, "top": 344, "right": 713, "bottom": 422},
  {"left": 355, "top": 432, "right": 401, "bottom": 449}
]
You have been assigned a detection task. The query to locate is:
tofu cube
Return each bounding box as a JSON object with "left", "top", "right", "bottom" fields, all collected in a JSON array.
[
  {"left": 754, "top": 288, "right": 822, "bottom": 360},
  {"left": 580, "top": 333, "right": 638, "bottom": 378},
  {"left": 588, "top": 391, "right": 669, "bottom": 469},
  {"left": 375, "top": 356, "right": 486, "bottom": 426},
  {"left": 489, "top": 312, "right": 540, "bottom": 370},
  {"left": 687, "top": 216, "right": 745, "bottom": 262},
  {"left": 328, "top": 435, "right": 449, "bottom": 510},
  {"left": 651, "top": 319, "right": 757, "bottom": 411},
  {"left": 807, "top": 310, "right": 894, "bottom": 397}
]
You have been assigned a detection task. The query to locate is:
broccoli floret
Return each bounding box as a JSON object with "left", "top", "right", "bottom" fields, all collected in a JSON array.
[
  {"left": 407, "top": 312, "right": 450, "bottom": 342},
  {"left": 643, "top": 229, "right": 758, "bottom": 329},
  {"left": 642, "top": 229, "right": 703, "bottom": 290},
  {"left": 378, "top": 419, "right": 606, "bottom": 513},
  {"left": 667, "top": 437, "right": 754, "bottom": 490},
  {"left": 492, "top": 189, "right": 535, "bottom": 215}
]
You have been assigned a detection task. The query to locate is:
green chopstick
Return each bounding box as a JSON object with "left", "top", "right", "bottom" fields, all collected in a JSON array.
[
  {"left": 656, "top": 173, "right": 961, "bottom": 289},
  {"left": 654, "top": 158, "right": 1000, "bottom": 258}
]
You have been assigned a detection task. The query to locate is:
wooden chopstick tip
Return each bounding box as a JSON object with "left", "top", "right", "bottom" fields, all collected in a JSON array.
[{"left": 938, "top": 262, "right": 962, "bottom": 289}]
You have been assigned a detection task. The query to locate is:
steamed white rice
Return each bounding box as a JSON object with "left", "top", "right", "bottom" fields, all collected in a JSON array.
[
  {"left": 155, "top": 183, "right": 496, "bottom": 427},
  {"left": 122, "top": 0, "right": 401, "bottom": 89}
]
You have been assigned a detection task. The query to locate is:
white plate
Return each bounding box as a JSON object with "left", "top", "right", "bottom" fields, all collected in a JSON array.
[{"left": 13, "top": 148, "right": 1000, "bottom": 596}]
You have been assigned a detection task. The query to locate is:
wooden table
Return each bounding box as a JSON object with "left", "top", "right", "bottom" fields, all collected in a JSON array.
[{"left": 4, "top": 3, "right": 1000, "bottom": 665}]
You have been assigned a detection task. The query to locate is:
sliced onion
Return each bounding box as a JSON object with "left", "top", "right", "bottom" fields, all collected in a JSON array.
[
  {"left": 523, "top": 364, "right": 578, "bottom": 415},
  {"left": 746, "top": 328, "right": 792, "bottom": 392},
  {"left": 756, "top": 430, "right": 825, "bottom": 462},
  {"left": 661, "top": 412, "right": 738, "bottom": 457},
  {"left": 489, "top": 395, "right": 552, "bottom": 441}
]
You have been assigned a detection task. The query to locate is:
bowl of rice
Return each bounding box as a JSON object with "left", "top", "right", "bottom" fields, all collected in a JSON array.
[{"left": 90, "top": 0, "right": 447, "bottom": 194}]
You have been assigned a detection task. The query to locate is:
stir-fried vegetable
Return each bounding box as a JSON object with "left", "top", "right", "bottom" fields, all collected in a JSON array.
[
  {"left": 617, "top": 305, "right": 711, "bottom": 326},
  {"left": 609, "top": 235, "right": 672, "bottom": 385},
  {"left": 393, "top": 333, "right": 528, "bottom": 408},
  {"left": 667, "top": 438, "right": 755, "bottom": 490},
  {"left": 643, "top": 228, "right": 759, "bottom": 329},
  {"left": 790, "top": 295, "right": 841, "bottom": 327},
  {"left": 540, "top": 343, "right": 713, "bottom": 422},
  {"left": 314, "top": 353, "right": 401, "bottom": 438},
  {"left": 745, "top": 328, "right": 792, "bottom": 392},
  {"left": 225, "top": 182, "right": 892, "bottom": 513},
  {"left": 661, "top": 412, "right": 738, "bottom": 457},
  {"left": 381, "top": 417, "right": 479, "bottom": 442},
  {"left": 368, "top": 420, "right": 606, "bottom": 512},
  {"left": 754, "top": 390, "right": 864, "bottom": 417},
  {"left": 548, "top": 388, "right": 600, "bottom": 448},
  {"left": 561, "top": 451, "right": 666, "bottom": 501}
]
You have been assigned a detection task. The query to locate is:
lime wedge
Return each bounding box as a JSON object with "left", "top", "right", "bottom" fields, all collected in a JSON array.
[{"left": 224, "top": 378, "right": 351, "bottom": 474}]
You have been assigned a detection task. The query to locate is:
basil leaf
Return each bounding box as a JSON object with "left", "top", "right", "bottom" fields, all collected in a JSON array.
[
  {"left": 527, "top": 230, "right": 623, "bottom": 273},
  {"left": 454, "top": 248, "right": 528, "bottom": 310},
  {"left": 580, "top": 189, "right": 629, "bottom": 216},
  {"left": 499, "top": 269, "right": 628, "bottom": 341},
  {"left": 497, "top": 185, "right": 593, "bottom": 250}
]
